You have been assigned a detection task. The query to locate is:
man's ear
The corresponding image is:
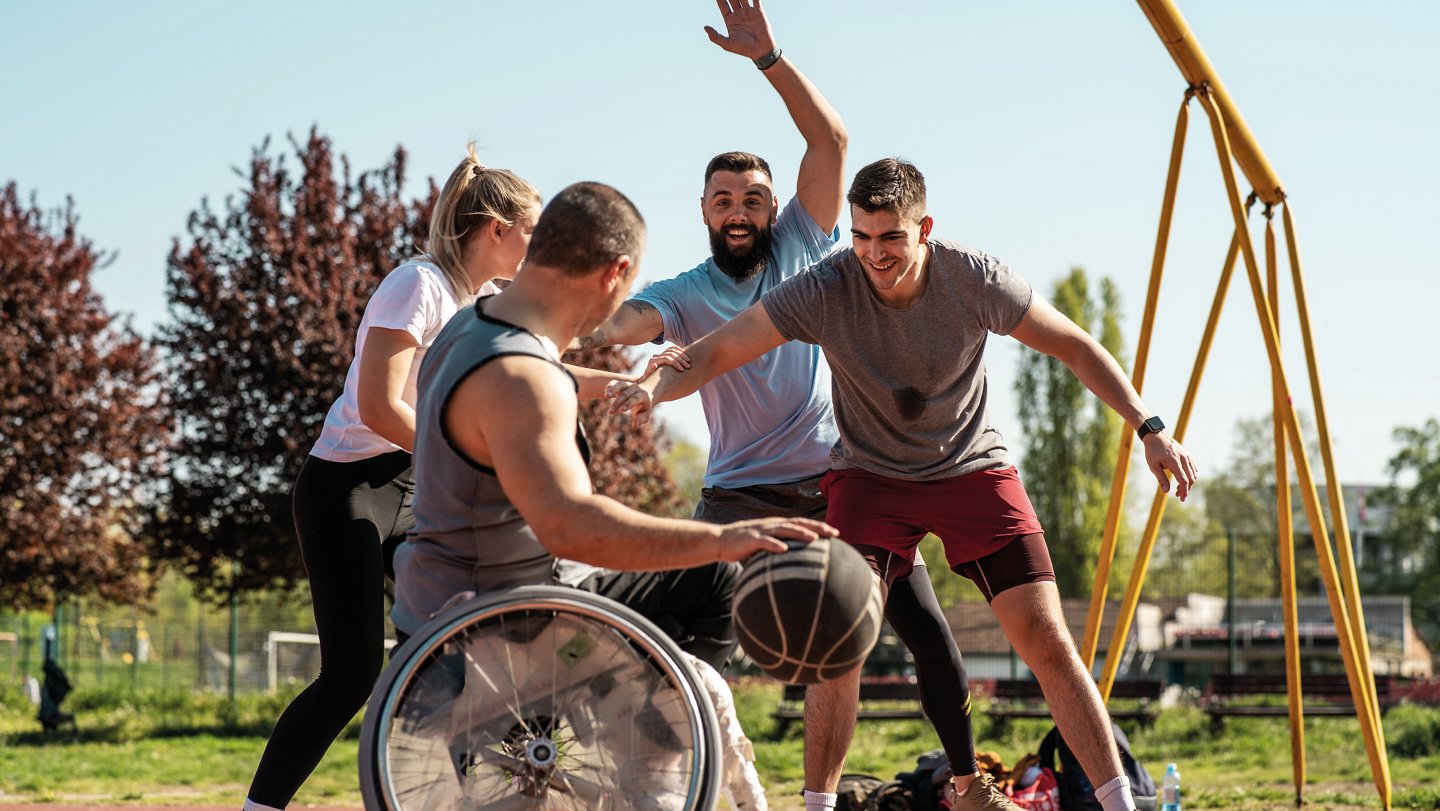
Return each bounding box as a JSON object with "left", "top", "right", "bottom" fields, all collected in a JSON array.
[
  {"left": 918, "top": 215, "right": 934, "bottom": 241},
  {"left": 601, "top": 255, "right": 633, "bottom": 290}
]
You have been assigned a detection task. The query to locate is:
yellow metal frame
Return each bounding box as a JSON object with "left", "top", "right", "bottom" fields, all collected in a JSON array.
[{"left": 1081, "top": 2, "right": 1393, "bottom": 807}]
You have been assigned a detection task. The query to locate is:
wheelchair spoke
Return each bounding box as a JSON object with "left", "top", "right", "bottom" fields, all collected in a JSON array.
[{"left": 365, "top": 587, "right": 719, "bottom": 810}]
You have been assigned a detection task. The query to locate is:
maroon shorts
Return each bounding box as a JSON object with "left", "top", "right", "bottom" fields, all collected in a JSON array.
[{"left": 820, "top": 465, "right": 1055, "bottom": 601}]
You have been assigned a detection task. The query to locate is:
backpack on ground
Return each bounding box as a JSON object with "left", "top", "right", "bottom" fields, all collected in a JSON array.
[
  {"left": 892, "top": 749, "right": 952, "bottom": 811},
  {"left": 1038, "top": 724, "right": 1157, "bottom": 811},
  {"left": 836, "top": 773, "right": 913, "bottom": 811}
]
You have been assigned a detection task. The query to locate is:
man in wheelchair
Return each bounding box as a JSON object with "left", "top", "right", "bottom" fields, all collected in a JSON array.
[{"left": 387, "top": 181, "right": 836, "bottom": 809}]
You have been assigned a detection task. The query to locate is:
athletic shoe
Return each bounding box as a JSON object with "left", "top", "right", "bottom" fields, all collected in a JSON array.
[{"left": 944, "top": 773, "right": 1024, "bottom": 811}]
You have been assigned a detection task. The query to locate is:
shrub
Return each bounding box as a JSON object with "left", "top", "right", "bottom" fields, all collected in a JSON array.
[{"left": 1386, "top": 703, "right": 1440, "bottom": 758}]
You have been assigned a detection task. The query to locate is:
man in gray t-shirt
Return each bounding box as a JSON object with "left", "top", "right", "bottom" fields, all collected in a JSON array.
[
  {"left": 611, "top": 158, "right": 1198, "bottom": 811},
  {"left": 574, "top": 4, "right": 1001, "bottom": 809}
]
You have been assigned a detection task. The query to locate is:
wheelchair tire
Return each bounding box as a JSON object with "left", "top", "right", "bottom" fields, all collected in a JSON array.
[{"left": 360, "top": 585, "right": 722, "bottom": 810}]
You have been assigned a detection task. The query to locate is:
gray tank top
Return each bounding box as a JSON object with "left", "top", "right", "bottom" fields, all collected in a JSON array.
[{"left": 407, "top": 298, "right": 590, "bottom": 574}]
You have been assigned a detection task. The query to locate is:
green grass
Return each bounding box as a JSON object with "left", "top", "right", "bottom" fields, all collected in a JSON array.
[{"left": 2, "top": 681, "right": 1438, "bottom": 809}]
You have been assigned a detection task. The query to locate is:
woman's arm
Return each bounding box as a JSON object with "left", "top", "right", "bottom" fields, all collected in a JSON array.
[{"left": 356, "top": 326, "right": 421, "bottom": 451}]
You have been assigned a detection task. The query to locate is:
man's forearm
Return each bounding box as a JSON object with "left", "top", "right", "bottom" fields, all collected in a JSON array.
[
  {"left": 763, "top": 57, "right": 845, "bottom": 156},
  {"left": 571, "top": 327, "right": 612, "bottom": 352},
  {"left": 538, "top": 493, "right": 725, "bottom": 571},
  {"left": 1063, "top": 342, "right": 1151, "bottom": 429}
]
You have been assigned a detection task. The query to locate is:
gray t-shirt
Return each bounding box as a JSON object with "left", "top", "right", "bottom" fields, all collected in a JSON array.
[{"left": 761, "top": 239, "right": 1033, "bottom": 481}]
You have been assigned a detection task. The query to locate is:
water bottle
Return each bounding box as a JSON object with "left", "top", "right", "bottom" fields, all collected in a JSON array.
[{"left": 1161, "top": 763, "right": 1182, "bottom": 811}]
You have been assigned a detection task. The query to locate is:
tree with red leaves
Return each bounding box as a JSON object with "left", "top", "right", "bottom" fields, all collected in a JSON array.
[
  {"left": 155, "top": 129, "right": 684, "bottom": 596},
  {"left": 0, "top": 183, "right": 168, "bottom": 610},
  {"left": 153, "top": 129, "right": 434, "bottom": 596}
]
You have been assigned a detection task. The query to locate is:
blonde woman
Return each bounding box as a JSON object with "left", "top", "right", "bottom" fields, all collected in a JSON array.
[{"left": 243, "top": 148, "right": 542, "bottom": 811}]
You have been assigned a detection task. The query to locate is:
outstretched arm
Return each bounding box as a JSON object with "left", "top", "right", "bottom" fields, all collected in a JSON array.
[
  {"left": 607, "top": 301, "right": 787, "bottom": 426},
  {"left": 705, "top": 0, "right": 847, "bottom": 232},
  {"left": 445, "top": 356, "right": 835, "bottom": 568},
  {"left": 564, "top": 347, "right": 690, "bottom": 400},
  {"left": 1009, "top": 294, "right": 1199, "bottom": 500},
  {"left": 570, "top": 298, "right": 665, "bottom": 352}
]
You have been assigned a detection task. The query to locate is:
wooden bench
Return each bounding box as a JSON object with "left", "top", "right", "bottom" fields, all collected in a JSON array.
[
  {"left": 771, "top": 677, "right": 923, "bottom": 737},
  {"left": 1203, "top": 673, "right": 1396, "bottom": 724},
  {"left": 989, "top": 678, "right": 1162, "bottom": 728}
]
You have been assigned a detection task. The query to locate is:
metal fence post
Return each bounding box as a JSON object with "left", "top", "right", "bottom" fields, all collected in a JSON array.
[
  {"left": 1227, "top": 529, "right": 1238, "bottom": 675},
  {"left": 229, "top": 560, "right": 239, "bottom": 702}
]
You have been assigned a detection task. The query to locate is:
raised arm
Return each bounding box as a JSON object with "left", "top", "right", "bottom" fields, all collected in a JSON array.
[
  {"left": 571, "top": 298, "right": 665, "bottom": 352},
  {"left": 607, "top": 300, "right": 787, "bottom": 425},
  {"left": 1009, "top": 294, "right": 1199, "bottom": 500},
  {"left": 445, "top": 356, "right": 833, "bottom": 568},
  {"left": 705, "top": 0, "right": 847, "bottom": 232}
]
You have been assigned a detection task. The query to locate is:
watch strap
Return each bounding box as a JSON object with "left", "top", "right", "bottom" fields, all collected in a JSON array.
[
  {"left": 753, "top": 47, "right": 783, "bottom": 71},
  {"left": 1137, "top": 416, "right": 1165, "bottom": 441}
]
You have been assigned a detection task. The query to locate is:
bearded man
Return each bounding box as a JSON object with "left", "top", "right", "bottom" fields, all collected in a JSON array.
[{"left": 570, "top": 3, "right": 1015, "bottom": 809}]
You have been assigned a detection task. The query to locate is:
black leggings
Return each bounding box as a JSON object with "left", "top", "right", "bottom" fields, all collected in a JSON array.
[
  {"left": 577, "top": 562, "right": 740, "bottom": 670},
  {"left": 248, "top": 451, "right": 414, "bottom": 809},
  {"left": 887, "top": 566, "right": 979, "bottom": 777}
]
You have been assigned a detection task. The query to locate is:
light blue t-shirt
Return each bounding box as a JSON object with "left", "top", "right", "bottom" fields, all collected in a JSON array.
[{"left": 634, "top": 198, "right": 840, "bottom": 489}]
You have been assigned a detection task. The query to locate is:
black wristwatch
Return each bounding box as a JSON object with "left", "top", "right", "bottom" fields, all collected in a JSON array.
[{"left": 1137, "top": 416, "right": 1166, "bottom": 441}]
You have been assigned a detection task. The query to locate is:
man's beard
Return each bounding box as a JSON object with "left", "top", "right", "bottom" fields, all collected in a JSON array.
[{"left": 708, "top": 222, "right": 774, "bottom": 281}]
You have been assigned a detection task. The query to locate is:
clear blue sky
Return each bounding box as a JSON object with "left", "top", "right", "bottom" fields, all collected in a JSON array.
[{"left": 5, "top": 1, "right": 1437, "bottom": 487}]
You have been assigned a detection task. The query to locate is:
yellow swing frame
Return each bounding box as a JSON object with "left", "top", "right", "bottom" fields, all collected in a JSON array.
[{"left": 1079, "top": 2, "right": 1392, "bottom": 807}]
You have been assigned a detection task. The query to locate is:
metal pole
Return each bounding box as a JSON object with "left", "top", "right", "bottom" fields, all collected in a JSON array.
[
  {"left": 1135, "top": 0, "right": 1284, "bottom": 204},
  {"left": 229, "top": 560, "right": 239, "bottom": 704},
  {"left": 1227, "top": 530, "right": 1238, "bottom": 676},
  {"left": 21, "top": 613, "right": 31, "bottom": 678},
  {"left": 1195, "top": 86, "right": 1391, "bottom": 810},
  {"left": 1097, "top": 224, "right": 1242, "bottom": 702},
  {"left": 1269, "top": 209, "right": 1307, "bottom": 802},
  {"left": 1085, "top": 92, "right": 1193, "bottom": 670},
  {"left": 1283, "top": 201, "right": 1384, "bottom": 738}
]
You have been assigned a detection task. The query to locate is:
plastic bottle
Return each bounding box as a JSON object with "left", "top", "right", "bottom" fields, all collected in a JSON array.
[{"left": 1161, "top": 763, "right": 1182, "bottom": 811}]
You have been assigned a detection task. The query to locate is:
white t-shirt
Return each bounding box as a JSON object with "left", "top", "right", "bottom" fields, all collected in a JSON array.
[{"left": 311, "top": 259, "right": 497, "bottom": 462}]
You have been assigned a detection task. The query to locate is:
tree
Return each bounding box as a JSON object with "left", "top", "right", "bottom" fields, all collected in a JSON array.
[
  {"left": 154, "top": 130, "right": 433, "bottom": 596},
  {"left": 155, "top": 129, "right": 687, "bottom": 597},
  {"left": 564, "top": 346, "right": 689, "bottom": 519},
  {"left": 1373, "top": 418, "right": 1440, "bottom": 640},
  {"left": 0, "top": 183, "right": 168, "bottom": 609},
  {"left": 1014, "top": 267, "right": 1127, "bottom": 597}
]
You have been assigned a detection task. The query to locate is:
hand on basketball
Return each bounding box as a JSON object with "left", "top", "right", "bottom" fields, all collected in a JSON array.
[
  {"left": 704, "top": 0, "right": 777, "bottom": 62},
  {"left": 605, "top": 379, "right": 657, "bottom": 426},
  {"left": 1142, "top": 431, "right": 1198, "bottom": 501},
  {"left": 716, "top": 516, "right": 838, "bottom": 561},
  {"left": 641, "top": 346, "right": 691, "bottom": 378}
]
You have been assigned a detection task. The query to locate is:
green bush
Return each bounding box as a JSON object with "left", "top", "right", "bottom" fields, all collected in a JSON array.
[{"left": 1385, "top": 703, "right": 1440, "bottom": 758}]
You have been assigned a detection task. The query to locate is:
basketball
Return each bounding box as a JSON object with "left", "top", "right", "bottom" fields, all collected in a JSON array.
[{"left": 732, "top": 538, "right": 884, "bottom": 684}]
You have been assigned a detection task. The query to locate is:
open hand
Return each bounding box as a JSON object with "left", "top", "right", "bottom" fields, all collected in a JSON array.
[
  {"left": 717, "top": 516, "right": 838, "bottom": 561},
  {"left": 704, "top": 0, "right": 777, "bottom": 61}
]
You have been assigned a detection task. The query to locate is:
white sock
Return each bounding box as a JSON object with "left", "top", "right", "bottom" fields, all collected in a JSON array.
[
  {"left": 242, "top": 799, "right": 285, "bottom": 811},
  {"left": 803, "top": 789, "right": 839, "bottom": 809},
  {"left": 1095, "top": 775, "right": 1136, "bottom": 811}
]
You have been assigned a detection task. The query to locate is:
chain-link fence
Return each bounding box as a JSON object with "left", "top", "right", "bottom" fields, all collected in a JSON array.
[
  {"left": 1, "top": 526, "right": 1425, "bottom": 697},
  {"left": 0, "top": 573, "right": 346, "bottom": 697}
]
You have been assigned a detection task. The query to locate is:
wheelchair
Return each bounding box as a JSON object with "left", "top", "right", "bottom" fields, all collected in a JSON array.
[{"left": 360, "top": 585, "right": 723, "bottom": 810}]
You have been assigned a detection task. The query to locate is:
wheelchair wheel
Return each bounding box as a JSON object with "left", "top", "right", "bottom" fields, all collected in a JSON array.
[{"left": 360, "top": 585, "right": 722, "bottom": 810}]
